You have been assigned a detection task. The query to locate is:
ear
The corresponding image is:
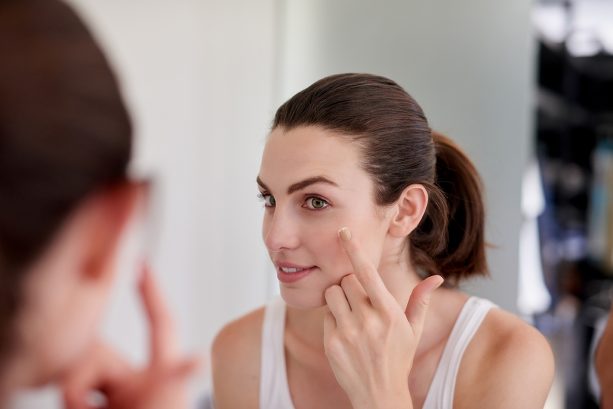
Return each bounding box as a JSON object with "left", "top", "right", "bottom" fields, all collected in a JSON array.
[
  {"left": 77, "top": 182, "right": 145, "bottom": 282},
  {"left": 388, "top": 184, "right": 428, "bottom": 238}
]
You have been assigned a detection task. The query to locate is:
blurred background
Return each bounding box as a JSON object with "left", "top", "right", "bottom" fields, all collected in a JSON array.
[{"left": 7, "top": 0, "right": 613, "bottom": 408}]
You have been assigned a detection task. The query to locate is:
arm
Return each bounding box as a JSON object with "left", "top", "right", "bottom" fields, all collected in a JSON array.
[
  {"left": 457, "top": 312, "right": 555, "bottom": 409},
  {"left": 596, "top": 313, "right": 613, "bottom": 409},
  {"left": 210, "top": 309, "right": 263, "bottom": 409}
]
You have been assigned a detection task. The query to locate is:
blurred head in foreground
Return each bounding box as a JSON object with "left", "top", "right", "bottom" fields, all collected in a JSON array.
[{"left": 0, "top": 0, "right": 140, "bottom": 397}]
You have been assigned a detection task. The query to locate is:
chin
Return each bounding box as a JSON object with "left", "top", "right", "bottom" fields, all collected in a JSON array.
[{"left": 279, "top": 286, "right": 326, "bottom": 310}]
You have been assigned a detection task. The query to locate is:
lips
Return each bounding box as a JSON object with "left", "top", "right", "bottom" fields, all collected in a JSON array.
[{"left": 275, "top": 262, "right": 316, "bottom": 284}]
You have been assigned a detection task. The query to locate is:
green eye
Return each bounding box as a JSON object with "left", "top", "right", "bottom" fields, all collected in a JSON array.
[
  {"left": 265, "top": 195, "right": 276, "bottom": 207},
  {"left": 305, "top": 197, "right": 329, "bottom": 210},
  {"left": 259, "top": 193, "right": 276, "bottom": 207}
]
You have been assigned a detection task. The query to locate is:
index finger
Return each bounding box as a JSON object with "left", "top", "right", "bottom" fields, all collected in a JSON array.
[
  {"left": 138, "top": 263, "right": 178, "bottom": 366},
  {"left": 337, "top": 227, "right": 392, "bottom": 310}
]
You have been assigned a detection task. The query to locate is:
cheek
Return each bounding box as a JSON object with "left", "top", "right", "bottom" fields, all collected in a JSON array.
[
  {"left": 261, "top": 210, "right": 277, "bottom": 247},
  {"left": 261, "top": 212, "right": 270, "bottom": 240},
  {"left": 332, "top": 209, "right": 388, "bottom": 270},
  {"left": 304, "top": 218, "right": 352, "bottom": 276}
]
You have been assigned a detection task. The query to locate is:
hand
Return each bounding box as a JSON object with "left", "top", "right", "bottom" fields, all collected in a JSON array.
[
  {"left": 323, "top": 227, "right": 443, "bottom": 409},
  {"left": 61, "top": 264, "right": 201, "bottom": 409}
]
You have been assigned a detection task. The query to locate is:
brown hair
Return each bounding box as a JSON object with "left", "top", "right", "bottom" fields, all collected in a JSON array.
[
  {"left": 272, "top": 73, "right": 487, "bottom": 284},
  {"left": 0, "top": 0, "right": 131, "bottom": 365}
]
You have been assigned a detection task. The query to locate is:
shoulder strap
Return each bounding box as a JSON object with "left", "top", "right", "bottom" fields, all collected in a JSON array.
[
  {"left": 422, "top": 297, "right": 496, "bottom": 409},
  {"left": 259, "top": 296, "right": 295, "bottom": 409}
]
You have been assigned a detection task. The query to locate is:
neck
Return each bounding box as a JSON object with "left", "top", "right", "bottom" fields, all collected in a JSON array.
[{"left": 378, "top": 245, "right": 422, "bottom": 309}]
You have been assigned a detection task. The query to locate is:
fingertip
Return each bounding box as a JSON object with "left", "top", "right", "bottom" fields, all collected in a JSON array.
[
  {"left": 338, "top": 227, "right": 352, "bottom": 242},
  {"left": 431, "top": 275, "right": 444, "bottom": 289},
  {"left": 421, "top": 276, "right": 444, "bottom": 304}
]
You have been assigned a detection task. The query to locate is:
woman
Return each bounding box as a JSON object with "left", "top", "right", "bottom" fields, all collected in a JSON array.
[
  {"left": 596, "top": 309, "right": 613, "bottom": 408},
  {"left": 211, "top": 73, "right": 554, "bottom": 408},
  {"left": 0, "top": 0, "right": 196, "bottom": 407}
]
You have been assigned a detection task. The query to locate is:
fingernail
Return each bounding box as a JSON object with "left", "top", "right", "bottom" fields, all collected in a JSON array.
[{"left": 338, "top": 227, "right": 352, "bottom": 242}]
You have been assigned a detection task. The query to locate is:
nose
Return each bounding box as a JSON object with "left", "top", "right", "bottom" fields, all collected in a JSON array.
[{"left": 263, "top": 206, "right": 300, "bottom": 252}]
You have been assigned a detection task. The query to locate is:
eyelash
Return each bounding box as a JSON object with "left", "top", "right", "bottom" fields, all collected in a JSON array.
[
  {"left": 257, "top": 192, "right": 331, "bottom": 211},
  {"left": 257, "top": 192, "right": 275, "bottom": 208}
]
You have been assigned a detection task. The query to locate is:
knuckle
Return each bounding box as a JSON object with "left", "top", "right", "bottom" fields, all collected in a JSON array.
[
  {"left": 366, "top": 329, "right": 386, "bottom": 346},
  {"left": 362, "top": 316, "right": 381, "bottom": 334},
  {"left": 419, "top": 295, "right": 431, "bottom": 308},
  {"left": 379, "top": 304, "right": 396, "bottom": 322},
  {"left": 340, "top": 327, "right": 359, "bottom": 343},
  {"left": 325, "top": 335, "right": 344, "bottom": 355}
]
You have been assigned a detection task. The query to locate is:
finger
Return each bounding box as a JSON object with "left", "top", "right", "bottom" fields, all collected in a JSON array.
[
  {"left": 169, "top": 355, "right": 204, "bottom": 380},
  {"left": 339, "top": 274, "right": 369, "bottom": 314},
  {"left": 138, "top": 263, "right": 178, "bottom": 366},
  {"left": 61, "top": 341, "right": 132, "bottom": 409},
  {"left": 405, "top": 275, "right": 444, "bottom": 337},
  {"left": 338, "top": 227, "right": 390, "bottom": 310},
  {"left": 323, "top": 309, "right": 337, "bottom": 340},
  {"left": 324, "top": 284, "right": 352, "bottom": 326}
]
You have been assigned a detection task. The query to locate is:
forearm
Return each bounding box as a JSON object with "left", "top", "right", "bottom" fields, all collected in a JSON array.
[
  {"left": 597, "top": 317, "right": 613, "bottom": 407},
  {"left": 599, "top": 351, "right": 613, "bottom": 409}
]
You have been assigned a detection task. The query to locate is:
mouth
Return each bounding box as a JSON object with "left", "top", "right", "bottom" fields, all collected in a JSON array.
[{"left": 275, "top": 262, "right": 317, "bottom": 284}]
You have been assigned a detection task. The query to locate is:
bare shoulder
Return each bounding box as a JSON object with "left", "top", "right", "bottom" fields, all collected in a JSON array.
[
  {"left": 456, "top": 306, "right": 555, "bottom": 409},
  {"left": 211, "top": 306, "right": 266, "bottom": 409}
]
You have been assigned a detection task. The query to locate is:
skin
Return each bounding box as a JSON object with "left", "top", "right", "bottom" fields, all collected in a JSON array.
[
  {"left": 596, "top": 310, "right": 613, "bottom": 409},
  {"left": 0, "top": 182, "right": 198, "bottom": 409},
  {"left": 212, "top": 125, "right": 555, "bottom": 409}
]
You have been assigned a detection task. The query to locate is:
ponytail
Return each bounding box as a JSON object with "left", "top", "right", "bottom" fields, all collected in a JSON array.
[{"left": 412, "top": 131, "right": 488, "bottom": 284}]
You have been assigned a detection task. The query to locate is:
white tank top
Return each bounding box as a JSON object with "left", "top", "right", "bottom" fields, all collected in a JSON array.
[{"left": 259, "top": 296, "right": 496, "bottom": 409}]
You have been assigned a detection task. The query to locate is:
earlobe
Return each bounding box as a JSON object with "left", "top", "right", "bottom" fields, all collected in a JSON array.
[{"left": 388, "top": 184, "right": 428, "bottom": 238}]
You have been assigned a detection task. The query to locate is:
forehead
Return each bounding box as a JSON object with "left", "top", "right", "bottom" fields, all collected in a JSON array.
[{"left": 259, "top": 126, "right": 365, "bottom": 188}]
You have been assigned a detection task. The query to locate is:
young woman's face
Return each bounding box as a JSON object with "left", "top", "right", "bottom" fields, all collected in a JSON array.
[{"left": 258, "top": 126, "right": 393, "bottom": 309}]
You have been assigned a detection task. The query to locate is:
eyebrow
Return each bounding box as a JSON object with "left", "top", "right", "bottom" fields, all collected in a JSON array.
[{"left": 256, "top": 175, "right": 338, "bottom": 195}]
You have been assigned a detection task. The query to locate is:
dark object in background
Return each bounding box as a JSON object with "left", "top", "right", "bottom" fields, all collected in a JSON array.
[{"left": 536, "top": 24, "right": 613, "bottom": 409}]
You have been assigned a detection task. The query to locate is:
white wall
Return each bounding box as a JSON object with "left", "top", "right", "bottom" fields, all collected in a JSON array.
[
  {"left": 278, "top": 0, "right": 535, "bottom": 312},
  {"left": 70, "top": 0, "right": 279, "bottom": 347},
  {"left": 72, "top": 0, "right": 280, "bottom": 353}
]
